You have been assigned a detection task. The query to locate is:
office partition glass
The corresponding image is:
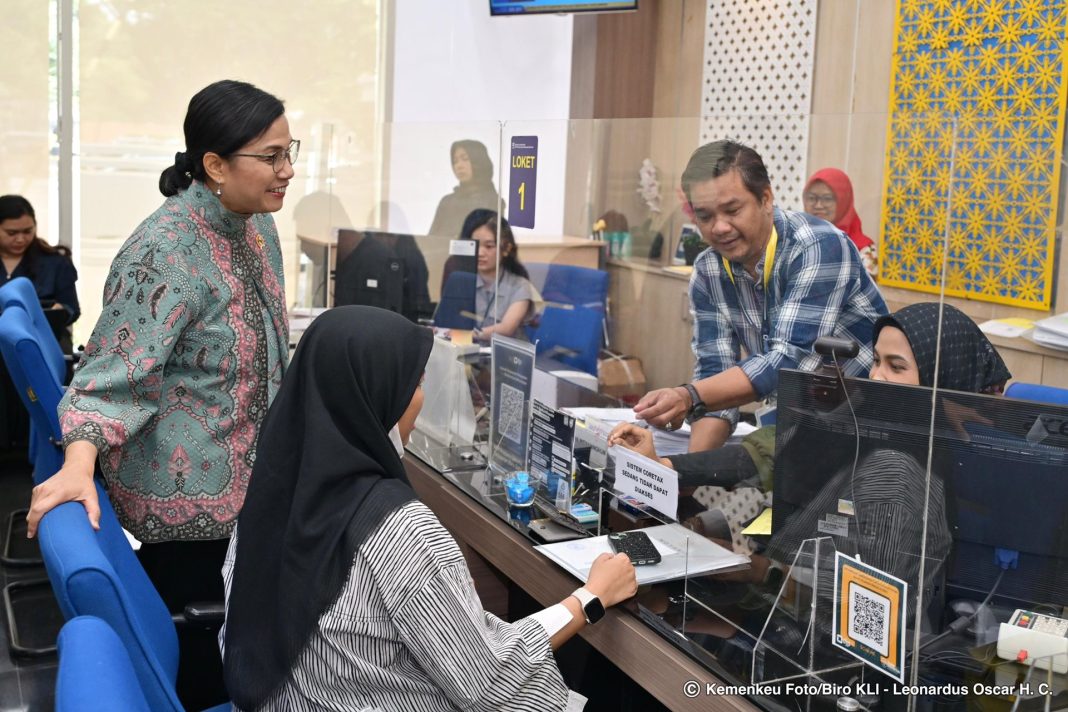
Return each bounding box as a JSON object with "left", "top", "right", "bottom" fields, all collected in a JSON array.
[{"left": 74, "top": 0, "right": 381, "bottom": 344}]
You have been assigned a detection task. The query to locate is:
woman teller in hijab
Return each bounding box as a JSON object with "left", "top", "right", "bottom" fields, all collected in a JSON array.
[
  {"left": 803, "top": 167, "right": 877, "bottom": 277},
  {"left": 428, "top": 139, "right": 504, "bottom": 238},
  {"left": 223, "top": 306, "right": 637, "bottom": 711}
]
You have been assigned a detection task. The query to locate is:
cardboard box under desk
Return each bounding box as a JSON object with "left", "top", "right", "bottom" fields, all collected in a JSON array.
[{"left": 598, "top": 354, "right": 646, "bottom": 404}]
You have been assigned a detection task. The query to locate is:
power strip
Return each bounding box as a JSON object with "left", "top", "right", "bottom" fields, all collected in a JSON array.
[{"left": 996, "top": 609, "right": 1068, "bottom": 674}]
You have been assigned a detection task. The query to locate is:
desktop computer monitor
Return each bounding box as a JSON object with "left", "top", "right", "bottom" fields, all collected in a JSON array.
[
  {"left": 433, "top": 248, "right": 478, "bottom": 330},
  {"left": 773, "top": 368, "right": 1068, "bottom": 610},
  {"left": 333, "top": 229, "right": 431, "bottom": 323}
]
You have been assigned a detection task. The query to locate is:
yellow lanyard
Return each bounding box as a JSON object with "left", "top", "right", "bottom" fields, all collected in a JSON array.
[{"left": 721, "top": 225, "right": 778, "bottom": 290}]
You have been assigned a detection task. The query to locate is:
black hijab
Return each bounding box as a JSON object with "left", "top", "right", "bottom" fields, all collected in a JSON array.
[
  {"left": 451, "top": 139, "right": 495, "bottom": 186},
  {"left": 223, "top": 306, "right": 433, "bottom": 710},
  {"left": 873, "top": 302, "right": 1010, "bottom": 393}
]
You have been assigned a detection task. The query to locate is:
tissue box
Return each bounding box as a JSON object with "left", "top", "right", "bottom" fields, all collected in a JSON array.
[{"left": 598, "top": 353, "right": 646, "bottom": 404}]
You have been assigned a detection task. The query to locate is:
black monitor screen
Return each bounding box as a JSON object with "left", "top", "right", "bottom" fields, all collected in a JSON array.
[
  {"left": 334, "top": 230, "right": 431, "bottom": 323},
  {"left": 773, "top": 369, "right": 1068, "bottom": 609}
]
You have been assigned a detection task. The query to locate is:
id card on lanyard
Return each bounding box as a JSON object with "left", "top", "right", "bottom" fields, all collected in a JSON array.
[{"left": 721, "top": 226, "right": 779, "bottom": 422}]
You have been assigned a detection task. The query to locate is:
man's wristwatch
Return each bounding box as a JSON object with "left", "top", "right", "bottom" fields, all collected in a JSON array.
[
  {"left": 680, "top": 383, "right": 708, "bottom": 423},
  {"left": 570, "top": 587, "right": 606, "bottom": 625}
]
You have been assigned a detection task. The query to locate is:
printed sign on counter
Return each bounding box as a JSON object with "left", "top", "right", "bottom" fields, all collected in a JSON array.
[
  {"left": 610, "top": 445, "right": 678, "bottom": 521},
  {"left": 489, "top": 335, "right": 536, "bottom": 474},
  {"left": 508, "top": 136, "right": 538, "bottom": 228},
  {"left": 832, "top": 552, "right": 907, "bottom": 683}
]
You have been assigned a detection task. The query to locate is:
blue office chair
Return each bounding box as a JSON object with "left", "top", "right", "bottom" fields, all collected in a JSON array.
[
  {"left": 0, "top": 277, "right": 66, "bottom": 384},
  {"left": 0, "top": 303, "right": 64, "bottom": 474},
  {"left": 0, "top": 303, "right": 68, "bottom": 656},
  {"left": 0, "top": 277, "right": 69, "bottom": 479},
  {"left": 38, "top": 482, "right": 229, "bottom": 712},
  {"left": 532, "top": 305, "right": 604, "bottom": 376},
  {"left": 56, "top": 616, "right": 153, "bottom": 712},
  {"left": 434, "top": 270, "right": 478, "bottom": 330},
  {"left": 538, "top": 263, "right": 609, "bottom": 312},
  {"left": 1005, "top": 381, "right": 1068, "bottom": 406},
  {"left": 525, "top": 263, "right": 610, "bottom": 345}
]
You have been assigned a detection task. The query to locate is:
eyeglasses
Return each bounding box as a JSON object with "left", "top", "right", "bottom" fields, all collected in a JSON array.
[
  {"left": 232, "top": 139, "right": 300, "bottom": 173},
  {"left": 803, "top": 192, "right": 837, "bottom": 206}
]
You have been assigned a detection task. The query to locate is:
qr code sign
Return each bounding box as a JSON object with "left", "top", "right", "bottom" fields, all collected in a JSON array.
[
  {"left": 847, "top": 582, "right": 891, "bottom": 657},
  {"left": 497, "top": 383, "right": 525, "bottom": 444}
]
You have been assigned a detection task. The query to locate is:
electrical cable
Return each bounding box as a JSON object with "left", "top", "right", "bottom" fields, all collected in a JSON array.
[
  {"left": 909, "top": 568, "right": 1006, "bottom": 664},
  {"left": 831, "top": 351, "right": 863, "bottom": 536}
]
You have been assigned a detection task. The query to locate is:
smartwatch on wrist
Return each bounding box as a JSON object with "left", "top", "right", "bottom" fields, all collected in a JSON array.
[
  {"left": 570, "top": 587, "right": 606, "bottom": 625},
  {"left": 680, "top": 383, "right": 708, "bottom": 423}
]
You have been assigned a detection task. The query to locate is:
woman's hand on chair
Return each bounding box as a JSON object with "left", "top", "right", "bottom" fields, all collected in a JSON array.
[{"left": 26, "top": 441, "right": 100, "bottom": 538}]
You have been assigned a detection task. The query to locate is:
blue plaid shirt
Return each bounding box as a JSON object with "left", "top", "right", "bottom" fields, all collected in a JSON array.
[{"left": 690, "top": 207, "right": 887, "bottom": 429}]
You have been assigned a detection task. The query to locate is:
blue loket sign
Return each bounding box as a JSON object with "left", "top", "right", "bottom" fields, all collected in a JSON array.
[{"left": 508, "top": 136, "right": 538, "bottom": 229}]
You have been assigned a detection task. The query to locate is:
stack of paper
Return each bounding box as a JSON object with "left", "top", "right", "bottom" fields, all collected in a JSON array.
[
  {"left": 1033, "top": 314, "right": 1068, "bottom": 350},
  {"left": 652, "top": 426, "right": 692, "bottom": 457},
  {"left": 535, "top": 522, "right": 750, "bottom": 585},
  {"left": 562, "top": 407, "right": 758, "bottom": 458},
  {"left": 979, "top": 317, "right": 1035, "bottom": 339}
]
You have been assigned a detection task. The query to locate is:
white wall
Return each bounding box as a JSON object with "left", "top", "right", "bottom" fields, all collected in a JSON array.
[{"left": 386, "top": 2, "right": 573, "bottom": 236}]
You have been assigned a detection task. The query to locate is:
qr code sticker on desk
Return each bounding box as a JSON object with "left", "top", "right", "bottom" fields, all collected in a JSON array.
[
  {"left": 847, "top": 582, "right": 891, "bottom": 657},
  {"left": 497, "top": 383, "right": 525, "bottom": 444}
]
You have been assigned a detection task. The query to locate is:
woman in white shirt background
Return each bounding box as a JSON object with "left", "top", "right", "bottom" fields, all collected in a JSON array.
[{"left": 222, "top": 305, "right": 636, "bottom": 711}]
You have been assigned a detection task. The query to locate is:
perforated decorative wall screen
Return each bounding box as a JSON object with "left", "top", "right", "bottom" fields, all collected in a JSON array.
[{"left": 700, "top": 0, "right": 818, "bottom": 209}]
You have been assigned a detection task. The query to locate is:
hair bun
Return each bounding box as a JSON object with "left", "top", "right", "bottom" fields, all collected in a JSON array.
[{"left": 174, "top": 151, "right": 192, "bottom": 176}]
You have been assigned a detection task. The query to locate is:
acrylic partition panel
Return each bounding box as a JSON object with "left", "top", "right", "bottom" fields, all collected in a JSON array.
[
  {"left": 74, "top": 0, "right": 381, "bottom": 346},
  {"left": 335, "top": 110, "right": 1068, "bottom": 709}
]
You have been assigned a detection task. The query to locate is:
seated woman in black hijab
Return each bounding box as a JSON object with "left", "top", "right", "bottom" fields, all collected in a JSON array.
[{"left": 222, "top": 306, "right": 637, "bottom": 712}]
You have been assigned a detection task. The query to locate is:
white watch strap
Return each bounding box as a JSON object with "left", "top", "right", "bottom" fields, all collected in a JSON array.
[{"left": 570, "top": 587, "right": 597, "bottom": 609}]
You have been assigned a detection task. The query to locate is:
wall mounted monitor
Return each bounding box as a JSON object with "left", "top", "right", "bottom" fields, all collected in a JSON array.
[{"left": 489, "top": 0, "right": 637, "bottom": 16}]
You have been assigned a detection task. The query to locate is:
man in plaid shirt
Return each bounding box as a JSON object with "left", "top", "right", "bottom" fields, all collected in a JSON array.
[{"left": 635, "top": 141, "right": 887, "bottom": 451}]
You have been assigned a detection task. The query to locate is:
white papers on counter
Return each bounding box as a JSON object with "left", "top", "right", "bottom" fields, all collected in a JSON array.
[
  {"left": 535, "top": 523, "right": 749, "bottom": 585},
  {"left": 1033, "top": 313, "right": 1068, "bottom": 350},
  {"left": 979, "top": 317, "right": 1035, "bottom": 339},
  {"left": 561, "top": 407, "right": 758, "bottom": 458}
]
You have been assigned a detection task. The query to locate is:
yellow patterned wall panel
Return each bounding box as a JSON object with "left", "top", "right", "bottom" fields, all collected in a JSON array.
[{"left": 881, "top": 0, "right": 1068, "bottom": 309}]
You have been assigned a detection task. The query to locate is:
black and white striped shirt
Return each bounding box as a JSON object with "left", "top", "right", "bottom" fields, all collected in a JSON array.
[{"left": 222, "top": 501, "right": 586, "bottom": 711}]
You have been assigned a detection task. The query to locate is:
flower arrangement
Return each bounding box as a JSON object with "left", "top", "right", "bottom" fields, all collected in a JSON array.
[{"left": 637, "top": 159, "right": 661, "bottom": 215}]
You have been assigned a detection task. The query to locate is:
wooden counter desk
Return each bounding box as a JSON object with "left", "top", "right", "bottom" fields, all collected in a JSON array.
[{"left": 403, "top": 454, "right": 758, "bottom": 712}]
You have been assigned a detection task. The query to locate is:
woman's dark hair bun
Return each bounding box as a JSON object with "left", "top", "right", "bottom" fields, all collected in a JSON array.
[{"left": 159, "top": 80, "right": 285, "bottom": 197}]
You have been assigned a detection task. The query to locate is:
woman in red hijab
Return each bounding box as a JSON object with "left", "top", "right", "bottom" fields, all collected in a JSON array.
[{"left": 803, "top": 168, "right": 877, "bottom": 277}]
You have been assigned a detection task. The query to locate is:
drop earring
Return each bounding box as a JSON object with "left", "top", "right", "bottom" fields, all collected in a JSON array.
[{"left": 215, "top": 185, "right": 223, "bottom": 196}]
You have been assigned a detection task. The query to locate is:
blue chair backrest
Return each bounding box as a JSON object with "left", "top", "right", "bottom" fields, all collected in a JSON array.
[
  {"left": 434, "top": 271, "right": 478, "bottom": 330},
  {"left": 0, "top": 303, "right": 65, "bottom": 481},
  {"left": 57, "top": 616, "right": 153, "bottom": 712},
  {"left": 533, "top": 305, "right": 604, "bottom": 376},
  {"left": 539, "top": 264, "right": 609, "bottom": 313},
  {"left": 0, "top": 276, "right": 66, "bottom": 384},
  {"left": 1005, "top": 382, "right": 1068, "bottom": 406},
  {"left": 39, "top": 481, "right": 183, "bottom": 712}
]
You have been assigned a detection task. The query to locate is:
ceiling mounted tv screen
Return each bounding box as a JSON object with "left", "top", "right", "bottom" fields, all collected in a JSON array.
[{"left": 490, "top": 0, "right": 638, "bottom": 16}]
